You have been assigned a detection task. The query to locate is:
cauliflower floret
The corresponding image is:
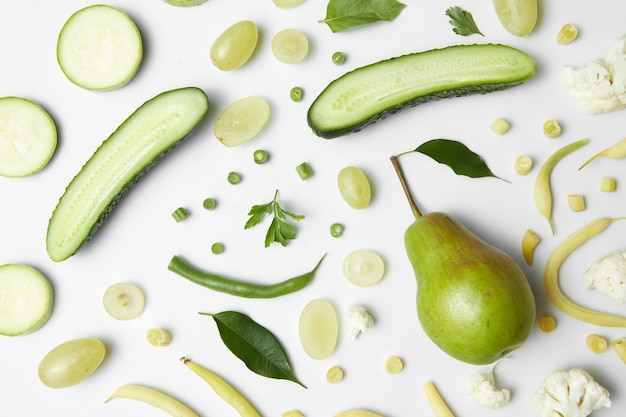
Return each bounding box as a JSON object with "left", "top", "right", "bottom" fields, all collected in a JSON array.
[
  {"left": 466, "top": 369, "right": 511, "bottom": 409},
  {"left": 346, "top": 305, "right": 374, "bottom": 341},
  {"left": 532, "top": 368, "right": 611, "bottom": 417},
  {"left": 583, "top": 250, "right": 626, "bottom": 304},
  {"left": 561, "top": 34, "right": 626, "bottom": 114}
]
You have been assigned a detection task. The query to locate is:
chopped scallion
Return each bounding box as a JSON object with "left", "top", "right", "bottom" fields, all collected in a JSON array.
[
  {"left": 228, "top": 171, "right": 242, "bottom": 184},
  {"left": 296, "top": 162, "right": 313, "bottom": 180},
  {"left": 253, "top": 149, "right": 269, "bottom": 164},
  {"left": 202, "top": 198, "right": 217, "bottom": 210},
  {"left": 290, "top": 87, "right": 304, "bottom": 102},
  {"left": 172, "top": 207, "right": 190, "bottom": 223}
]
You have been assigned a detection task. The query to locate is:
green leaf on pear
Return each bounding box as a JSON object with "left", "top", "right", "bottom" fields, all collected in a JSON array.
[{"left": 200, "top": 310, "right": 306, "bottom": 388}]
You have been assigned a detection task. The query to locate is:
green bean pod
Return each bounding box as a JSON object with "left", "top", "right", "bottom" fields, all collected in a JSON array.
[
  {"left": 167, "top": 254, "right": 325, "bottom": 298},
  {"left": 544, "top": 217, "right": 626, "bottom": 327},
  {"left": 580, "top": 137, "right": 626, "bottom": 169},
  {"left": 533, "top": 138, "right": 589, "bottom": 234}
]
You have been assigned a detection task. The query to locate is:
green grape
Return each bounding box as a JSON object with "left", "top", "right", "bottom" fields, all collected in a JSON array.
[
  {"left": 493, "top": 0, "right": 537, "bottom": 36},
  {"left": 210, "top": 20, "right": 259, "bottom": 71},
  {"left": 271, "top": 28, "right": 309, "bottom": 64},
  {"left": 337, "top": 166, "right": 372, "bottom": 209},
  {"left": 38, "top": 338, "right": 106, "bottom": 388}
]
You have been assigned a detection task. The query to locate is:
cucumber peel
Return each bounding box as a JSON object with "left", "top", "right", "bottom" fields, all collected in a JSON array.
[
  {"left": 307, "top": 43, "right": 536, "bottom": 138},
  {"left": 57, "top": 4, "right": 143, "bottom": 91},
  {"left": 46, "top": 87, "right": 209, "bottom": 262},
  {"left": 0, "top": 96, "right": 57, "bottom": 177},
  {"left": 0, "top": 264, "right": 54, "bottom": 336}
]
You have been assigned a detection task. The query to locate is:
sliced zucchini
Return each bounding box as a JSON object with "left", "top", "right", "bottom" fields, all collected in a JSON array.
[
  {"left": 307, "top": 43, "right": 536, "bottom": 138},
  {"left": 163, "top": 0, "right": 208, "bottom": 6},
  {"left": 46, "top": 87, "right": 209, "bottom": 262},
  {"left": 0, "top": 96, "right": 57, "bottom": 177},
  {"left": 0, "top": 263, "right": 54, "bottom": 336},
  {"left": 57, "top": 4, "right": 143, "bottom": 91}
]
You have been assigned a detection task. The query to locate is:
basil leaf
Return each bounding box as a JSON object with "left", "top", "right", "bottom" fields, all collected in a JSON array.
[
  {"left": 320, "top": 0, "right": 407, "bottom": 33},
  {"left": 413, "top": 139, "right": 504, "bottom": 180},
  {"left": 202, "top": 311, "right": 306, "bottom": 387}
]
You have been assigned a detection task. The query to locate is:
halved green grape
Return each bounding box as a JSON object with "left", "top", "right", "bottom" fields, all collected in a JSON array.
[
  {"left": 272, "top": 0, "right": 304, "bottom": 8},
  {"left": 299, "top": 299, "right": 338, "bottom": 360},
  {"left": 210, "top": 20, "right": 258, "bottom": 71},
  {"left": 271, "top": 28, "right": 309, "bottom": 64},
  {"left": 337, "top": 166, "right": 372, "bottom": 209},
  {"left": 102, "top": 282, "right": 145, "bottom": 320},
  {"left": 38, "top": 338, "right": 106, "bottom": 388},
  {"left": 214, "top": 96, "right": 270, "bottom": 147},
  {"left": 342, "top": 249, "right": 385, "bottom": 286}
]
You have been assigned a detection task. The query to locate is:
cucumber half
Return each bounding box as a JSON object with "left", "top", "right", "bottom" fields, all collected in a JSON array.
[
  {"left": 57, "top": 4, "right": 143, "bottom": 91},
  {"left": 46, "top": 87, "right": 209, "bottom": 262},
  {"left": 0, "top": 264, "right": 54, "bottom": 336},
  {"left": 307, "top": 43, "right": 536, "bottom": 138},
  {"left": 0, "top": 96, "right": 57, "bottom": 177}
]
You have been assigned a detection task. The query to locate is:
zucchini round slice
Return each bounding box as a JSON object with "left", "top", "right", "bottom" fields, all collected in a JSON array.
[
  {"left": 0, "top": 96, "right": 57, "bottom": 178},
  {"left": 46, "top": 87, "right": 209, "bottom": 262},
  {"left": 163, "top": 0, "right": 208, "bottom": 6},
  {"left": 56, "top": 4, "right": 143, "bottom": 91},
  {"left": 307, "top": 43, "right": 536, "bottom": 139},
  {"left": 0, "top": 263, "right": 54, "bottom": 336}
]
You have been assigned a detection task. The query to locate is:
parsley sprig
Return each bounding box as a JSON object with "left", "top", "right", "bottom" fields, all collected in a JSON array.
[
  {"left": 445, "top": 6, "right": 484, "bottom": 37},
  {"left": 245, "top": 189, "right": 305, "bottom": 247}
]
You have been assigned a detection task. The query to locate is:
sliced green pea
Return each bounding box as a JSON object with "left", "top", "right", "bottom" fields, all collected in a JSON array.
[{"left": 228, "top": 171, "right": 242, "bottom": 184}]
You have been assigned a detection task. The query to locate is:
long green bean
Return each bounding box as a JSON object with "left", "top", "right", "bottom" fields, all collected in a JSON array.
[{"left": 168, "top": 254, "right": 325, "bottom": 298}]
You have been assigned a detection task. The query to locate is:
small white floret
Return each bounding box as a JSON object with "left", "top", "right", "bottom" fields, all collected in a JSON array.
[
  {"left": 466, "top": 369, "right": 511, "bottom": 409},
  {"left": 345, "top": 305, "right": 374, "bottom": 341},
  {"left": 583, "top": 250, "right": 626, "bottom": 304}
]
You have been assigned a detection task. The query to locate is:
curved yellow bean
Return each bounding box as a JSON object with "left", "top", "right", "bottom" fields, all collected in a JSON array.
[
  {"left": 181, "top": 357, "right": 261, "bottom": 417},
  {"left": 334, "top": 410, "right": 386, "bottom": 417},
  {"left": 580, "top": 137, "right": 626, "bottom": 169},
  {"left": 105, "top": 384, "right": 200, "bottom": 417},
  {"left": 521, "top": 229, "right": 541, "bottom": 265},
  {"left": 544, "top": 217, "right": 626, "bottom": 327},
  {"left": 423, "top": 382, "right": 456, "bottom": 417},
  {"left": 533, "top": 138, "right": 589, "bottom": 234}
]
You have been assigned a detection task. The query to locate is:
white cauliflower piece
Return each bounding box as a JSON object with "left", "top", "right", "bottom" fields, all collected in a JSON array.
[
  {"left": 583, "top": 250, "right": 626, "bottom": 304},
  {"left": 466, "top": 369, "right": 511, "bottom": 409},
  {"left": 532, "top": 368, "right": 611, "bottom": 417},
  {"left": 346, "top": 305, "right": 374, "bottom": 341},
  {"left": 561, "top": 34, "right": 626, "bottom": 114}
]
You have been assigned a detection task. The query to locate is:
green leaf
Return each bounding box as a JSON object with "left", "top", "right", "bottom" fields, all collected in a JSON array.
[
  {"left": 320, "top": 0, "right": 407, "bottom": 33},
  {"left": 201, "top": 311, "right": 306, "bottom": 388},
  {"left": 445, "top": 6, "right": 484, "bottom": 36},
  {"left": 413, "top": 139, "right": 504, "bottom": 180}
]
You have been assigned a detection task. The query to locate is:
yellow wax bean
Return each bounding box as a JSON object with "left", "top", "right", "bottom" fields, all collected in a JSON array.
[
  {"left": 181, "top": 357, "right": 261, "bottom": 417},
  {"left": 533, "top": 139, "right": 589, "bottom": 234},
  {"left": 105, "top": 384, "right": 200, "bottom": 417},
  {"left": 521, "top": 229, "right": 540, "bottom": 265},
  {"left": 423, "top": 381, "right": 456, "bottom": 417},
  {"left": 580, "top": 137, "right": 626, "bottom": 169},
  {"left": 544, "top": 217, "right": 626, "bottom": 327}
]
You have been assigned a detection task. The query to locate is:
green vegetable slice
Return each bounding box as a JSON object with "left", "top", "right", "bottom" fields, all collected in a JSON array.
[
  {"left": 201, "top": 311, "right": 306, "bottom": 387},
  {"left": 320, "top": 0, "right": 407, "bottom": 33},
  {"left": 46, "top": 87, "right": 209, "bottom": 262},
  {"left": 0, "top": 263, "right": 54, "bottom": 336},
  {"left": 56, "top": 4, "right": 143, "bottom": 91},
  {"left": 0, "top": 97, "right": 57, "bottom": 178},
  {"left": 307, "top": 43, "right": 535, "bottom": 138},
  {"left": 163, "top": 0, "right": 208, "bottom": 6}
]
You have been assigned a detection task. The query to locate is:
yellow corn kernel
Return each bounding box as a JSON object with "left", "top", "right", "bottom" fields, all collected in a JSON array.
[
  {"left": 537, "top": 314, "right": 556, "bottom": 333},
  {"left": 557, "top": 23, "right": 578, "bottom": 45},
  {"left": 514, "top": 155, "right": 533, "bottom": 176},
  {"left": 567, "top": 194, "right": 586, "bottom": 212},
  {"left": 490, "top": 118, "right": 510, "bottom": 135},
  {"left": 385, "top": 356, "right": 404, "bottom": 374},
  {"left": 543, "top": 119, "right": 562, "bottom": 138},
  {"left": 586, "top": 334, "right": 608, "bottom": 354},
  {"left": 326, "top": 365, "right": 345, "bottom": 384},
  {"left": 611, "top": 337, "right": 626, "bottom": 363},
  {"left": 601, "top": 177, "right": 617, "bottom": 192}
]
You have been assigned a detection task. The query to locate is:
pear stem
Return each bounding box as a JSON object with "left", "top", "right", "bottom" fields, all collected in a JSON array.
[{"left": 390, "top": 155, "right": 423, "bottom": 218}]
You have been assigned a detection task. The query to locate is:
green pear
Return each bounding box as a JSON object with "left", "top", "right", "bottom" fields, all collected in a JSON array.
[{"left": 391, "top": 156, "right": 536, "bottom": 365}]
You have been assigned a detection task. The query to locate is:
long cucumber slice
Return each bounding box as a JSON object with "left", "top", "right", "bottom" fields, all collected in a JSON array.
[
  {"left": 0, "top": 96, "right": 57, "bottom": 177},
  {"left": 57, "top": 4, "right": 143, "bottom": 91},
  {"left": 307, "top": 43, "right": 536, "bottom": 138},
  {"left": 0, "top": 263, "right": 54, "bottom": 336},
  {"left": 46, "top": 87, "right": 209, "bottom": 262}
]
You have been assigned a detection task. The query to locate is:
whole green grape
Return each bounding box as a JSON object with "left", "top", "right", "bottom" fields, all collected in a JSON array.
[
  {"left": 210, "top": 20, "right": 258, "bottom": 71},
  {"left": 38, "top": 337, "right": 106, "bottom": 388},
  {"left": 337, "top": 166, "right": 372, "bottom": 209},
  {"left": 493, "top": 0, "right": 537, "bottom": 36}
]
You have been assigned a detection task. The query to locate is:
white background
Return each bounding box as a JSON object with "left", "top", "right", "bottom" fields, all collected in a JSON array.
[{"left": 1, "top": 0, "right": 626, "bottom": 416}]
